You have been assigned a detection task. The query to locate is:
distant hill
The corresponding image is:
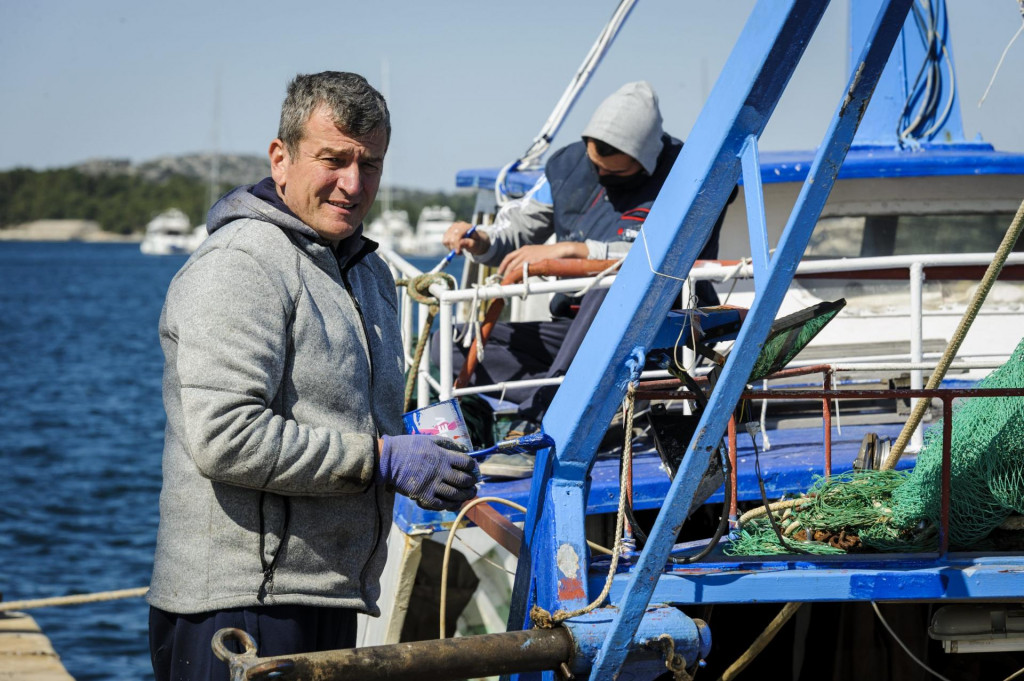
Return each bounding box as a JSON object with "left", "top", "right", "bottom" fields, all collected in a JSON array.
[
  {"left": 73, "top": 153, "right": 270, "bottom": 187},
  {"left": 1, "top": 154, "right": 474, "bottom": 236}
]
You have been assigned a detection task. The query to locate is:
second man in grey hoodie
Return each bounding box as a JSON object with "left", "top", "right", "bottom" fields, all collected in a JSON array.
[{"left": 437, "top": 83, "right": 732, "bottom": 473}]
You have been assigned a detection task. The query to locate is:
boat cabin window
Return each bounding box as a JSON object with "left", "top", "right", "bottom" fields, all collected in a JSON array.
[
  {"left": 796, "top": 210, "right": 1024, "bottom": 313},
  {"left": 806, "top": 212, "right": 1022, "bottom": 259}
]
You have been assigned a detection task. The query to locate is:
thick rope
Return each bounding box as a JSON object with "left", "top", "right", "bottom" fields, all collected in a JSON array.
[
  {"left": 0, "top": 587, "right": 149, "bottom": 612},
  {"left": 883, "top": 197, "right": 1024, "bottom": 470},
  {"left": 654, "top": 634, "right": 693, "bottom": 681},
  {"left": 440, "top": 496, "right": 526, "bottom": 640},
  {"left": 715, "top": 602, "right": 803, "bottom": 681},
  {"left": 438, "top": 497, "right": 614, "bottom": 639},
  {"left": 737, "top": 498, "right": 813, "bottom": 527},
  {"left": 531, "top": 382, "right": 637, "bottom": 629},
  {"left": 396, "top": 272, "right": 457, "bottom": 411}
]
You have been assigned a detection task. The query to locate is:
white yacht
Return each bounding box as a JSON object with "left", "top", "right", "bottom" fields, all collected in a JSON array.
[
  {"left": 139, "top": 208, "right": 199, "bottom": 256},
  {"left": 366, "top": 209, "right": 414, "bottom": 253},
  {"left": 407, "top": 205, "right": 456, "bottom": 256}
]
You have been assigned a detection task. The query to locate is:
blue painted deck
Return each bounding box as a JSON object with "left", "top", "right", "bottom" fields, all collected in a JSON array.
[{"left": 596, "top": 552, "right": 1024, "bottom": 605}]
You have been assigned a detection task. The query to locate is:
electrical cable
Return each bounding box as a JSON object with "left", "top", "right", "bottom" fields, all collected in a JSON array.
[
  {"left": 898, "top": 0, "right": 954, "bottom": 144},
  {"left": 750, "top": 429, "right": 811, "bottom": 554},
  {"left": 871, "top": 601, "right": 953, "bottom": 681},
  {"left": 670, "top": 448, "right": 732, "bottom": 564}
]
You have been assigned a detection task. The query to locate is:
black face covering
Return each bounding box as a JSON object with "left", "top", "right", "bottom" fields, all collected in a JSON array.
[{"left": 596, "top": 167, "right": 649, "bottom": 191}]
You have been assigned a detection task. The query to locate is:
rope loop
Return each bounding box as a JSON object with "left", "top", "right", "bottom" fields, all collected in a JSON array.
[
  {"left": 400, "top": 271, "right": 457, "bottom": 308},
  {"left": 529, "top": 377, "right": 639, "bottom": 629},
  {"left": 397, "top": 272, "right": 458, "bottom": 411},
  {"left": 653, "top": 634, "right": 693, "bottom": 681}
]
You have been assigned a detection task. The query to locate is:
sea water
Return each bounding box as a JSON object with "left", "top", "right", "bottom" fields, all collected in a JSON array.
[{"left": 0, "top": 241, "right": 458, "bottom": 680}]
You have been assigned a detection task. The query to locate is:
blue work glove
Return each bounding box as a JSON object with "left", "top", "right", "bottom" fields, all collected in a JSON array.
[{"left": 376, "top": 434, "right": 479, "bottom": 511}]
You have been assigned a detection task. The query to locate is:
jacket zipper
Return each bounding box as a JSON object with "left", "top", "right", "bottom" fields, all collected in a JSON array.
[{"left": 337, "top": 248, "right": 386, "bottom": 603}]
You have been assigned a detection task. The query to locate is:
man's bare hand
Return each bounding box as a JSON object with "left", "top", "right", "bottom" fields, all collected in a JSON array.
[
  {"left": 442, "top": 221, "right": 490, "bottom": 256},
  {"left": 498, "top": 242, "right": 588, "bottom": 276}
]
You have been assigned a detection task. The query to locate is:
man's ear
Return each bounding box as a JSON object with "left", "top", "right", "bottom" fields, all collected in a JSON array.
[{"left": 269, "top": 139, "right": 289, "bottom": 188}]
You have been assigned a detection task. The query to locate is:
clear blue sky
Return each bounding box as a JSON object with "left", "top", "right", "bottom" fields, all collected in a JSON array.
[{"left": 2, "top": 0, "right": 1021, "bottom": 191}]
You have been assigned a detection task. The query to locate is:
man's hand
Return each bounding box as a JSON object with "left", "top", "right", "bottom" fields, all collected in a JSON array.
[
  {"left": 375, "top": 434, "right": 478, "bottom": 511},
  {"left": 442, "top": 221, "right": 491, "bottom": 256},
  {"left": 498, "top": 242, "right": 588, "bottom": 276}
]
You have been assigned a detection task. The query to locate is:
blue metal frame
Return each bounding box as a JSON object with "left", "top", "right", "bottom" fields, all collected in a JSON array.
[{"left": 498, "top": 0, "right": 917, "bottom": 678}]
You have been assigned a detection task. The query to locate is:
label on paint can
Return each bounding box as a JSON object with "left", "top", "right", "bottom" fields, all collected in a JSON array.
[{"left": 401, "top": 398, "right": 474, "bottom": 450}]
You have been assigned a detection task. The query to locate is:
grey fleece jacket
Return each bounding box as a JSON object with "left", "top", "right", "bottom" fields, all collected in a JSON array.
[{"left": 147, "top": 185, "right": 405, "bottom": 615}]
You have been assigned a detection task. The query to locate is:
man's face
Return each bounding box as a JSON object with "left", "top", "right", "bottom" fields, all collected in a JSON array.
[
  {"left": 269, "top": 107, "right": 387, "bottom": 242},
  {"left": 585, "top": 139, "right": 643, "bottom": 181}
]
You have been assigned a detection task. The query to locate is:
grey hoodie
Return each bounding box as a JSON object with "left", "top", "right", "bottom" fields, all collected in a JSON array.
[
  {"left": 147, "top": 185, "right": 404, "bottom": 615},
  {"left": 477, "top": 81, "right": 666, "bottom": 265}
]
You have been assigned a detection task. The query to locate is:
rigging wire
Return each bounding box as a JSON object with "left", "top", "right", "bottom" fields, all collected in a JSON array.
[
  {"left": 977, "top": 0, "right": 1024, "bottom": 108},
  {"left": 495, "top": 0, "right": 638, "bottom": 206}
]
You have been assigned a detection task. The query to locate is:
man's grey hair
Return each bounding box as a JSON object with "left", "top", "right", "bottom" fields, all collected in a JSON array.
[{"left": 278, "top": 71, "right": 391, "bottom": 155}]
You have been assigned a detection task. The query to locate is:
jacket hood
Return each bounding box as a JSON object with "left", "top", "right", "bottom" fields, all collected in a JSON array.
[
  {"left": 207, "top": 184, "right": 320, "bottom": 239},
  {"left": 206, "top": 182, "right": 368, "bottom": 261},
  {"left": 581, "top": 81, "right": 664, "bottom": 175}
]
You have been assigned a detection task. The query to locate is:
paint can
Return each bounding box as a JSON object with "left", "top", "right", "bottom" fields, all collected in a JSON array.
[{"left": 402, "top": 398, "right": 474, "bottom": 450}]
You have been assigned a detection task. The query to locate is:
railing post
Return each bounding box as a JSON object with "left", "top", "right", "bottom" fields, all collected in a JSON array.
[
  {"left": 909, "top": 261, "right": 925, "bottom": 451},
  {"left": 439, "top": 297, "right": 454, "bottom": 402},
  {"left": 417, "top": 303, "right": 431, "bottom": 409},
  {"left": 401, "top": 288, "right": 414, "bottom": 372},
  {"left": 728, "top": 415, "right": 738, "bottom": 524}
]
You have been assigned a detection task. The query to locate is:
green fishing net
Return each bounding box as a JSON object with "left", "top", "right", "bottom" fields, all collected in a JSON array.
[
  {"left": 725, "top": 335, "right": 1024, "bottom": 555},
  {"left": 724, "top": 470, "right": 926, "bottom": 556},
  {"left": 889, "top": 336, "right": 1024, "bottom": 547}
]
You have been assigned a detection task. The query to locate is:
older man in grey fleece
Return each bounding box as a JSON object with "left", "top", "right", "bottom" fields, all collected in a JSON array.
[{"left": 147, "top": 71, "right": 478, "bottom": 681}]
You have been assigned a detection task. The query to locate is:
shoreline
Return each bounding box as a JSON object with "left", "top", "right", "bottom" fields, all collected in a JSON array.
[{"left": 0, "top": 220, "right": 142, "bottom": 243}]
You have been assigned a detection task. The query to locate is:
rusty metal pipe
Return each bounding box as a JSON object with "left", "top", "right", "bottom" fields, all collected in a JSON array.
[
  {"left": 213, "top": 626, "right": 574, "bottom": 681},
  {"left": 940, "top": 396, "right": 953, "bottom": 555},
  {"left": 822, "top": 369, "right": 832, "bottom": 480}
]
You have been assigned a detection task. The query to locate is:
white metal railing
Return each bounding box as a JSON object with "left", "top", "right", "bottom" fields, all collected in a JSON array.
[{"left": 382, "top": 251, "right": 1024, "bottom": 437}]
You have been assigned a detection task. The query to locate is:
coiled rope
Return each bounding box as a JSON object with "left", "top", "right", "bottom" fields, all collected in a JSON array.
[{"left": 395, "top": 271, "right": 457, "bottom": 411}]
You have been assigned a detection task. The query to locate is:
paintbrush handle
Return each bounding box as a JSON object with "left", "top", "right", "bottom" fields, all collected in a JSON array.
[{"left": 430, "top": 224, "right": 479, "bottom": 274}]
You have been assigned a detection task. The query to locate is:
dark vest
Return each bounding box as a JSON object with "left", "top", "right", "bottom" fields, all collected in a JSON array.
[{"left": 545, "top": 135, "right": 731, "bottom": 306}]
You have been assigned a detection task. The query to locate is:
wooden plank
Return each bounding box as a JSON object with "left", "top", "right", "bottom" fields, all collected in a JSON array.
[{"left": 0, "top": 612, "right": 74, "bottom": 680}]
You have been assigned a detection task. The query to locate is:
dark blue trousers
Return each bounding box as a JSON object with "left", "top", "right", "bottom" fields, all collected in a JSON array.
[{"left": 149, "top": 605, "right": 357, "bottom": 681}]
